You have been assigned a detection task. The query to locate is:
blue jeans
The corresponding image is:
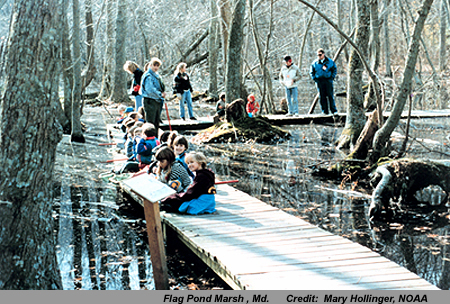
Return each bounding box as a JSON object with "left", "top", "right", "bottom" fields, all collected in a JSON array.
[
  {"left": 134, "top": 95, "right": 143, "bottom": 110},
  {"left": 285, "top": 87, "right": 299, "bottom": 114},
  {"left": 315, "top": 79, "right": 337, "bottom": 114},
  {"left": 179, "top": 90, "right": 194, "bottom": 119}
]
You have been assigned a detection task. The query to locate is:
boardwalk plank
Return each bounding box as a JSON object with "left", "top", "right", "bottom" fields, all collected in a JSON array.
[{"left": 121, "top": 177, "right": 439, "bottom": 290}]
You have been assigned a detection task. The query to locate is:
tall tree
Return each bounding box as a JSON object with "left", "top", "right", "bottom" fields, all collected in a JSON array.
[
  {"left": 99, "top": 0, "right": 116, "bottom": 100},
  {"left": 249, "top": 0, "right": 275, "bottom": 113},
  {"left": 71, "top": 0, "right": 85, "bottom": 143},
  {"left": 109, "top": 0, "right": 128, "bottom": 103},
  {"left": 81, "top": 0, "right": 96, "bottom": 93},
  {"left": 60, "top": 0, "right": 72, "bottom": 134},
  {"left": 208, "top": 0, "right": 220, "bottom": 99},
  {"left": 383, "top": 0, "right": 393, "bottom": 77},
  {"left": 372, "top": 0, "right": 434, "bottom": 160},
  {"left": 218, "top": 0, "right": 231, "bottom": 66},
  {"left": 0, "top": 0, "right": 63, "bottom": 289},
  {"left": 225, "top": 0, "right": 245, "bottom": 103},
  {"left": 337, "top": 0, "right": 371, "bottom": 149}
]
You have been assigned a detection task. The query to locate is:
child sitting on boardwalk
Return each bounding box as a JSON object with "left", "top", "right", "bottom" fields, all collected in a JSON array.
[
  {"left": 172, "top": 135, "right": 195, "bottom": 179},
  {"left": 136, "top": 123, "right": 160, "bottom": 165},
  {"left": 155, "top": 147, "right": 192, "bottom": 193},
  {"left": 246, "top": 94, "right": 260, "bottom": 117},
  {"left": 161, "top": 152, "right": 216, "bottom": 215}
]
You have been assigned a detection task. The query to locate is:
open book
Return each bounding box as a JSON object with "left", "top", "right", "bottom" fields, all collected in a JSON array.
[{"left": 122, "top": 173, "right": 176, "bottom": 203}]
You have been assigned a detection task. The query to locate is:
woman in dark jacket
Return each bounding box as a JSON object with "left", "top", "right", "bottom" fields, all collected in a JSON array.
[
  {"left": 173, "top": 62, "right": 196, "bottom": 120},
  {"left": 123, "top": 61, "right": 144, "bottom": 110}
]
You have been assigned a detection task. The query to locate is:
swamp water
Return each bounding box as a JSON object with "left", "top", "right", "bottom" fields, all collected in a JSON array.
[{"left": 52, "top": 107, "right": 450, "bottom": 289}]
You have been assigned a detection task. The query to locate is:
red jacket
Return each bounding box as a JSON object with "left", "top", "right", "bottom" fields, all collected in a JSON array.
[{"left": 246, "top": 101, "right": 260, "bottom": 115}]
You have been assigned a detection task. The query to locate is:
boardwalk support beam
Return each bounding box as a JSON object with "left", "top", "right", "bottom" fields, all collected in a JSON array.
[{"left": 143, "top": 199, "right": 169, "bottom": 290}]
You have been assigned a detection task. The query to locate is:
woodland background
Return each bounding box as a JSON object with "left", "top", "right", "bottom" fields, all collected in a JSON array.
[
  {"left": 2, "top": 0, "right": 449, "bottom": 115},
  {"left": 0, "top": 0, "right": 449, "bottom": 289}
]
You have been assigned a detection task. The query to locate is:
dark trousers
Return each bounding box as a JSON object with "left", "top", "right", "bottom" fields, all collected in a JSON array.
[
  {"left": 143, "top": 97, "right": 161, "bottom": 131},
  {"left": 315, "top": 79, "right": 337, "bottom": 114}
]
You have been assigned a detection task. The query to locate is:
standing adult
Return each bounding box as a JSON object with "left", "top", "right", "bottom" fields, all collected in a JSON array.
[
  {"left": 310, "top": 48, "right": 338, "bottom": 115},
  {"left": 279, "top": 55, "right": 301, "bottom": 116},
  {"left": 123, "top": 61, "right": 144, "bottom": 110},
  {"left": 140, "top": 58, "right": 166, "bottom": 132},
  {"left": 173, "top": 62, "right": 196, "bottom": 120}
]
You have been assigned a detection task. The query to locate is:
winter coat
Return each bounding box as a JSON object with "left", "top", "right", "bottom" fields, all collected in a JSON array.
[
  {"left": 279, "top": 64, "right": 301, "bottom": 89},
  {"left": 140, "top": 69, "right": 164, "bottom": 101},
  {"left": 246, "top": 100, "right": 260, "bottom": 115},
  {"left": 310, "top": 56, "right": 337, "bottom": 81},
  {"left": 161, "top": 168, "right": 216, "bottom": 211},
  {"left": 173, "top": 72, "right": 193, "bottom": 94}
]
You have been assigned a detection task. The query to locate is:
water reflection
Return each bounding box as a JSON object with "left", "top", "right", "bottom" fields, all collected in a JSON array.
[
  {"left": 53, "top": 185, "right": 154, "bottom": 290},
  {"left": 203, "top": 121, "right": 450, "bottom": 289}
]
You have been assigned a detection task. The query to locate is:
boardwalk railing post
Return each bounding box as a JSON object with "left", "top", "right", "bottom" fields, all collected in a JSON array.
[{"left": 143, "top": 199, "right": 169, "bottom": 290}]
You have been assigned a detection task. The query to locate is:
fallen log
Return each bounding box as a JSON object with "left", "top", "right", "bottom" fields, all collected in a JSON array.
[{"left": 369, "top": 159, "right": 450, "bottom": 220}]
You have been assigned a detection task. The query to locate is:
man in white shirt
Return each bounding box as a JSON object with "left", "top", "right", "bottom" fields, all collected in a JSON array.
[{"left": 279, "top": 55, "right": 301, "bottom": 116}]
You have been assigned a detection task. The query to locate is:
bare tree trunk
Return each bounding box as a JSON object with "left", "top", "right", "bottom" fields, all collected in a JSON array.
[
  {"left": 383, "top": 0, "right": 393, "bottom": 77},
  {"left": 249, "top": 0, "right": 274, "bottom": 113},
  {"left": 363, "top": 0, "right": 381, "bottom": 110},
  {"left": 133, "top": 7, "right": 150, "bottom": 62},
  {"left": 208, "top": 0, "right": 220, "bottom": 99},
  {"left": 109, "top": 0, "right": 128, "bottom": 103},
  {"left": 81, "top": 0, "right": 97, "bottom": 93},
  {"left": 0, "top": 0, "right": 63, "bottom": 289},
  {"left": 218, "top": 0, "right": 231, "bottom": 66},
  {"left": 61, "top": 0, "right": 72, "bottom": 133},
  {"left": 439, "top": 0, "right": 448, "bottom": 109},
  {"left": 372, "top": 0, "right": 434, "bottom": 161},
  {"left": 99, "top": 0, "right": 116, "bottom": 100},
  {"left": 71, "top": 0, "right": 85, "bottom": 143},
  {"left": 225, "top": 0, "right": 245, "bottom": 103},
  {"left": 337, "top": 0, "right": 370, "bottom": 149}
]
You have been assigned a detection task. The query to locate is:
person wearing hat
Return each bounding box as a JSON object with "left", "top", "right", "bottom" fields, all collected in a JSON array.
[
  {"left": 246, "top": 94, "right": 260, "bottom": 118},
  {"left": 116, "top": 106, "right": 134, "bottom": 125},
  {"left": 279, "top": 55, "right": 301, "bottom": 116},
  {"left": 310, "top": 48, "right": 337, "bottom": 115}
]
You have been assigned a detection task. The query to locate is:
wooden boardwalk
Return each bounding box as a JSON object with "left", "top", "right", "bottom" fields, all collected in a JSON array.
[
  {"left": 159, "top": 109, "right": 450, "bottom": 131},
  {"left": 122, "top": 182, "right": 439, "bottom": 290}
]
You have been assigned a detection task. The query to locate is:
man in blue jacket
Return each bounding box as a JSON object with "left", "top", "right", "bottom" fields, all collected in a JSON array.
[
  {"left": 141, "top": 58, "right": 166, "bottom": 131},
  {"left": 310, "top": 48, "right": 338, "bottom": 115}
]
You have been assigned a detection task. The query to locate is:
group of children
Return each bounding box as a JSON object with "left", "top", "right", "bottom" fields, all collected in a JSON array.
[{"left": 113, "top": 108, "right": 216, "bottom": 215}]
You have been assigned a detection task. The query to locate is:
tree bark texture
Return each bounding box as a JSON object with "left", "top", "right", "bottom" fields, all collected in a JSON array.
[
  {"left": 208, "top": 0, "right": 220, "bottom": 99},
  {"left": 81, "top": 0, "right": 96, "bottom": 93},
  {"left": 0, "top": 0, "right": 63, "bottom": 289},
  {"left": 225, "top": 0, "right": 245, "bottom": 103},
  {"left": 61, "top": 0, "right": 72, "bottom": 133},
  {"left": 249, "top": 0, "right": 275, "bottom": 113},
  {"left": 71, "top": 0, "right": 85, "bottom": 143},
  {"left": 383, "top": 0, "right": 393, "bottom": 77},
  {"left": 338, "top": 0, "right": 370, "bottom": 149},
  {"left": 110, "top": 0, "right": 128, "bottom": 103},
  {"left": 218, "top": 0, "right": 231, "bottom": 66},
  {"left": 372, "top": 0, "right": 434, "bottom": 160},
  {"left": 99, "top": 0, "right": 116, "bottom": 99}
]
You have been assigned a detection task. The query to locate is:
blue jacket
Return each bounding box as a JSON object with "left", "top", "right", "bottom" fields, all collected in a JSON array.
[
  {"left": 310, "top": 56, "right": 337, "bottom": 81},
  {"left": 141, "top": 69, "right": 164, "bottom": 101},
  {"left": 136, "top": 136, "right": 160, "bottom": 164}
]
